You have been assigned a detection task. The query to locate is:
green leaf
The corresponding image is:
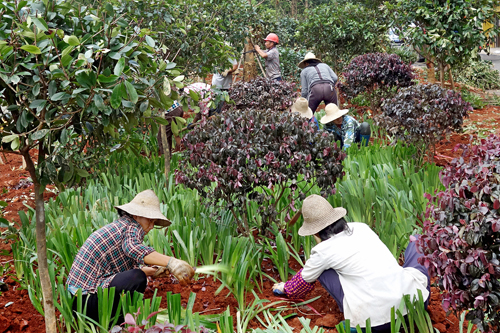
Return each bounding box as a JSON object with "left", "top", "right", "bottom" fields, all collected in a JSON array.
[
  {"left": 124, "top": 81, "right": 138, "bottom": 104},
  {"left": 98, "top": 74, "right": 119, "bottom": 83},
  {"left": 189, "top": 90, "right": 200, "bottom": 102},
  {"left": 60, "top": 128, "right": 68, "bottom": 145},
  {"left": 166, "top": 62, "right": 176, "bottom": 70},
  {"left": 32, "top": 83, "right": 40, "bottom": 97},
  {"left": 10, "top": 137, "right": 20, "bottom": 150},
  {"left": 140, "top": 100, "right": 149, "bottom": 112},
  {"left": 173, "top": 75, "right": 185, "bottom": 82},
  {"left": 145, "top": 35, "right": 155, "bottom": 47},
  {"left": 51, "top": 92, "right": 70, "bottom": 101},
  {"left": 20, "top": 45, "right": 41, "bottom": 54},
  {"left": 114, "top": 58, "right": 125, "bottom": 76},
  {"left": 64, "top": 35, "right": 80, "bottom": 46},
  {"left": 94, "top": 95, "right": 105, "bottom": 110},
  {"left": 32, "top": 17, "right": 49, "bottom": 32},
  {"left": 31, "top": 129, "right": 49, "bottom": 141},
  {"left": 154, "top": 116, "right": 169, "bottom": 125},
  {"left": 2, "top": 134, "right": 18, "bottom": 143},
  {"left": 48, "top": 81, "right": 57, "bottom": 98},
  {"left": 29, "top": 99, "right": 47, "bottom": 112},
  {"left": 110, "top": 83, "right": 123, "bottom": 109},
  {"left": 75, "top": 168, "right": 90, "bottom": 177}
]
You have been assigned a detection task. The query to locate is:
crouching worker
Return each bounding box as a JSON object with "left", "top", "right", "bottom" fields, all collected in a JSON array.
[
  {"left": 66, "top": 190, "right": 195, "bottom": 326},
  {"left": 272, "top": 195, "right": 430, "bottom": 333},
  {"left": 291, "top": 97, "right": 319, "bottom": 130},
  {"left": 320, "top": 103, "right": 371, "bottom": 150}
]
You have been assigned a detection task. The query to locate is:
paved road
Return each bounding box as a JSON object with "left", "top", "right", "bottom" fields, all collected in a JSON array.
[{"left": 481, "top": 48, "right": 500, "bottom": 71}]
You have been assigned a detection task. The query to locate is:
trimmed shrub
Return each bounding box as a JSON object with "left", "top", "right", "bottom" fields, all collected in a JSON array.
[
  {"left": 417, "top": 135, "right": 500, "bottom": 332},
  {"left": 175, "top": 108, "right": 345, "bottom": 234},
  {"left": 376, "top": 84, "right": 471, "bottom": 157},
  {"left": 228, "top": 77, "right": 297, "bottom": 112},
  {"left": 339, "top": 53, "right": 415, "bottom": 113}
]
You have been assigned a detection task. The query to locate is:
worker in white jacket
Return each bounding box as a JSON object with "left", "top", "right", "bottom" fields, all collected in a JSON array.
[{"left": 273, "top": 195, "right": 430, "bottom": 332}]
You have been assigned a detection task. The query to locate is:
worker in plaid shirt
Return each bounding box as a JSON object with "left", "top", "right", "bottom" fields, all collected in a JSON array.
[{"left": 66, "top": 190, "right": 194, "bottom": 326}]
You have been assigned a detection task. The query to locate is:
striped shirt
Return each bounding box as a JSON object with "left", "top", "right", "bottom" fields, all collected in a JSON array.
[{"left": 66, "top": 215, "right": 155, "bottom": 295}]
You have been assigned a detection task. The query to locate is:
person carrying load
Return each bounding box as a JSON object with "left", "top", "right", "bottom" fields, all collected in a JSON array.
[{"left": 298, "top": 52, "right": 338, "bottom": 113}]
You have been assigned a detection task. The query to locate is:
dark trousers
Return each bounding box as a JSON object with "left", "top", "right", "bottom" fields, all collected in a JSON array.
[
  {"left": 157, "top": 107, "right": 184, "bottom": 156},
  {"left": 317, "top": 237, "right": 430, "bottom": 332},
  {"left": 308, "top": 82, "right": 337, "bottom": 113},
  {"left": 72, "top": 269, "right": 147, "bottom": 327}
]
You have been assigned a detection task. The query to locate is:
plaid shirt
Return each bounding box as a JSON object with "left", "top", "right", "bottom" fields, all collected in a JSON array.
[
  {"left": 66, "top": 215, "right": 155, "bottom": 295},
  {"left": 324, "top": 115, "right": 359, "bottom": 150},
  {"left": 284, "top": 268, "right": 315, "bottom": 299}
]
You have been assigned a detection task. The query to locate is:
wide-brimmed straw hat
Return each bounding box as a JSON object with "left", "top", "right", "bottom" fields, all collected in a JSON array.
[
  {"left": 291, "top": 97, "right": 313, "bottom": 119},
  {"left": 298, "top": 195, "right": 347, "bottom": 236},
  {"left": 320, "top": 103, "right": 349, "bottom": 125},
  {"left": 115, "top": 190, "right": 171, "bottom": 227},
  {"left": 298, "top": 52, "right": 322, "bottom": 69}
]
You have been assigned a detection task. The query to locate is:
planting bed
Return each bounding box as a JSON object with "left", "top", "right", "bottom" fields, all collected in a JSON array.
[{"left": 2, "top": 103, "right": 500, "bottom": 332}]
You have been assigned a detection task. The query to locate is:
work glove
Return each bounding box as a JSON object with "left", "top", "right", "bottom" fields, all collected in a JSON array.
[
  {"left": 152, "top": 266, "right": 169, "bottom": 278},
  {"left": 272, "top": 282, "right": 287, "bottom": 297},
  {"left": 158, "top": 257, "right": 195, "bottom": 285}
]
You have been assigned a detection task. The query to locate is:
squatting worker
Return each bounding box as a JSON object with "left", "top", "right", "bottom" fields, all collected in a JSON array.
[
  {"left": 254, "top": 33, "right": 282, "bottom": 81},
  {"left": 321, "top": 103, "right": 371, "bottom": 150},
  {"left": 272, "top": 195, "right": 430, "bottom": 332},
  {"left": 291, "top": 97, "right": 319, "bottom": 130},
  {"left": 298, "top": 52, "right": 338, "bottom": 113},
  {"left": 66, "top": 190, "right": 195, "bottom": 326}
]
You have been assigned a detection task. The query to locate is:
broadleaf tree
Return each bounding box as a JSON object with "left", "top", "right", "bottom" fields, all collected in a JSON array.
[
  {"left": 0, "top": 1, "right": 185, "bottom": 331},
  {"left": 387, "top": 0, "right": 500, "bottom": 89}
]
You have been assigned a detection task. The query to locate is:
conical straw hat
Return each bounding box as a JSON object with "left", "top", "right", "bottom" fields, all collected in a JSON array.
[
  {"left": 298, "top": 52, "right": 322, "bottom": 69},
  {"left": 298, "top": 195, "right": 347, "bottom": 236},
  {"left": 291, "top": 97, "right": 313, "bottom": 119},
  {"left": 320, "top": 103, "right": 349, "bottom": 125},
  {"left": 115, "top": 190, "right": 171, "bottom": 227}
]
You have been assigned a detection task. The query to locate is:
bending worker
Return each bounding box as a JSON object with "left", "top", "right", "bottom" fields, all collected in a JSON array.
[
  {"left": 298, "top": 52, "right": 338, "bottom": 113},
  {"left": 291, "top": 97, "right": 319, "bottom": 130},
  {"left": 321, "top": 103, "right": 371, "bottom": 150},
  {"left": 66, "top": 190, "right": 195, "bottom": 326},
  {"left": 273, "top": 195, "right": 430, "bottom": 332},
  {"left": 254, "top": 33, "right": 282, "bottom": 81}
]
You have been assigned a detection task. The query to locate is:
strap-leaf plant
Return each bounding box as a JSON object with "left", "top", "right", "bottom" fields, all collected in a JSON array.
[
  {"left": 175, "top": 108, "right": 346, "bottom": 235},
  {"left": 0, "top": 1, "right": 183, "bottom": 331}
]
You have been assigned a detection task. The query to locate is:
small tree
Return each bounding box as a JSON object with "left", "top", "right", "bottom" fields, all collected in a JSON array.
[
  {"left": 175, "top": 108, "right": 346, "bottom": 235},
  {"left": 417, "top": 135, "right": 500, "bottom": 332},
  {"left": 375, "top": 84, "right": 471, "bottom": 160},
  {"left": 296, "top": 1, "right": 388, "bottom": 73},
  {"left": 339, "top": 53, "right": 415, "bottom": 114},
  {"left": 0, "top": 1, "right": 183, "bottom": 331},
  {"left": 387, "top": 0, "right": 500, "bottom": 89},
  {"left": 229, "top": 77, "right": 297, "bottom": 112}
]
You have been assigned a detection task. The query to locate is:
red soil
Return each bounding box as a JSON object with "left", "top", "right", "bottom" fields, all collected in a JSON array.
[{"left": 0, "top": 101, "right": 496, "bottom": 332}]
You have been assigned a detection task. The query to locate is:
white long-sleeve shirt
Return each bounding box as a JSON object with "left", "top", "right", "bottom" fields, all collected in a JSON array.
[{"left": 301, "top": 223, "right": 429, "bottom": 328}]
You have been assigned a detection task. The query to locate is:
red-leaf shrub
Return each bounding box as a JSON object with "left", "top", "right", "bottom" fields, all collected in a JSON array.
[
  {"left": 228, "top": 77, "right": 297, "bottom": 112},
  {"left": 376, "top": 84, "right": 471, "bottom": 158},
  {"left": 339, "top": 52, "right": 415, "bottom": 112},
  {"left": 417, "top": 135, "right": 500, "bottom": 332},
  {"left": 175, "top": 108, "right": 345, "bottom": 234}
]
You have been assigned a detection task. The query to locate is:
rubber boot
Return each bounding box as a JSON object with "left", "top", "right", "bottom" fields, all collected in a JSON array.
[{"left": 358, "top": 122, "right": 371, "bottom": 146}]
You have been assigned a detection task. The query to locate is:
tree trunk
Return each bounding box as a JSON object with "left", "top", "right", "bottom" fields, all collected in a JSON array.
[
  {"left": 291, "top": 0, "right": 297, "bottom": 18},
  {"left": 439, "top": 63, "right": 445, "bottom": 88},
  {"left": 22, "top": 148, "right": 57, "bottom": 333},
  {"left": 243, "top": 38, "right": 257, "bottom": 82},
  {"left": 448, "top": 66, "right": 455, "bottom": 90},
  {"left": 426, "top": 61, "right": 435, "bottom": 84},
  {"left": 160, "top": 123, "right": 170, "bottom": 182}
]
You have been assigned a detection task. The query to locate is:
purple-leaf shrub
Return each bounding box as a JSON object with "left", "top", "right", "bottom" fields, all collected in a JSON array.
[
  {"left": 175, "top": 108, "right": 345, "bottom": 234},
  {"left": 376, "top": 84, "right": 471, "bottom": 158},
  {"left": 228, "top": 77, "right": 297, "bottom": 112},
  {"left": 339, "top": 52, "right": 415, "bottom": 112},
  {"left": 417, "top": 135, "right": 500, "bottom": 332}
]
